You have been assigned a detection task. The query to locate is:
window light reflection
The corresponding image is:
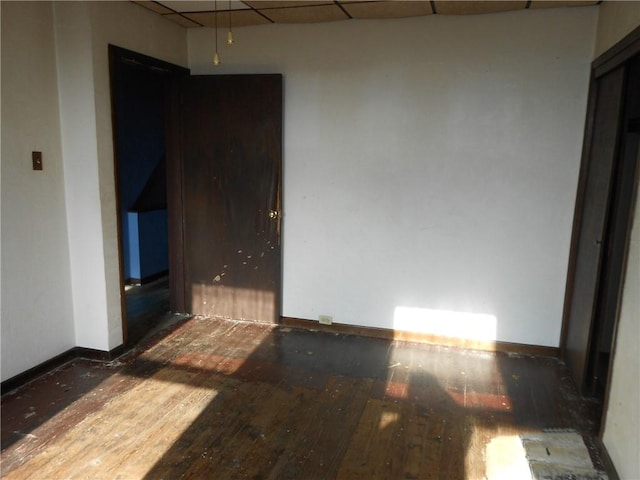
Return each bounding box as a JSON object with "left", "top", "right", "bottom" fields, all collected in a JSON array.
[{"left": 393, "top": 306, "right": 497, "bottom": 342}]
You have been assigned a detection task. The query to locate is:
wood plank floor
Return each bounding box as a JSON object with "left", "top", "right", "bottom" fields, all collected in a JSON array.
[
  {"left": 124, "top": 275, "right": 170, "bottom": 346},
  {"left": 1, "top": 316, "right": 604, "bottom": 479}
]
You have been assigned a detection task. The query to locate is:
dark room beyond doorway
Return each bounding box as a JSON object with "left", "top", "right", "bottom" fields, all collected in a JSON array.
[{"left": 109, "top": 45, "right": 188, "bottom": 345}]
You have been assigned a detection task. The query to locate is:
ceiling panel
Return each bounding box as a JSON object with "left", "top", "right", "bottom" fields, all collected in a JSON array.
[
  {"left": 263, "top": 4, "right": 349, "bottom": 23},
  {"left": 160, "top": 1, "right": 250, "bottom": 12},
  {"left": 434, "top": 1, "right": 527, "bottom": 15},
  {"left": 186, "top": 9, "right": 272, "bottom": 27},
  {"left": 530, "top": 1, "right": 598, "bottom": 9},
  {"left": 133, "top": 1, "right": 175, "bottom": 15},
  {"left": 133, "top": 0, "right": 600, "bottom": 29},
  {"left": 164, "top": 13, "right": 204, "bottom": 27},
  {"left": 343, "top": 1, "right": 434, "bottom": 19},
  {"left": 245, "top": 1, "right": 333, "bottom": 8}
]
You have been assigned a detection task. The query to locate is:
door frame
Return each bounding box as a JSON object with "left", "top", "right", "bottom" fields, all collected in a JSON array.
[
  {"left": 108, "top": 45, "right": 189, "bottom": 344},
  {"left": 560, "top": 25, "right": 640, "bottom": 435},
  {"left": 165, "top": 75, "right": 187, "bottom": 313}
]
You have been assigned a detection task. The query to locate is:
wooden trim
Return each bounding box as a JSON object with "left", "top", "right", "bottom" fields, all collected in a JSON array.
[
  {"left": 166, "top": 77, "right": 187, "bottom": 312},
  {"left": 561, "top": 27, "right": 640, "bottom": 440},
  {"left": 74, "top": 345, "right": 128, "bottom": 362},
  {"left": 599, "top": 146, "right": 640, "bottom": 439},
  {"left": 595, "top": 437, "right": 621, "bottom": 480},
  {"left": 109, "top": 45, "right": 130, "bottom": 345},
  {"left": 594, "top": 24, "right": 640, "bottom": 79},
  {"left": 281, "top": 317, "right": 560, "bottom": 357},
  {"left": 1, "top": 349, "right": 76, "bottom": 395},
  {"left": 1, "top": 346, "right": 126, "bottom": 396},
  {"left": 559, "top": 72, "right": 598, "bottom": 359},
  {"left": 108, "top": 45, "right": 190, "bottom": 332}
]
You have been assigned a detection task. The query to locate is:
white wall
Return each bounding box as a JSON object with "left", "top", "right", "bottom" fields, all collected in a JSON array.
[
  {"left": 594, "top": 0, "right": 640, "bottom": 57},
  {"left": 88, "top": 1, "right": 189, "bottom": 348},
  {"left": 603, "top": 195, "right": 640, "bottom": 480},
  {"left": 53, "top": 1, "right": 188, "bottom": 352},
  {"left": 595, "top": 3, "right": 640, "bottom": 479},
  {"left": 1, "top": 2, "right": 75, "bottom": 380},
  {"left": 55, "top": 1, "right": 110, "bottom": 352},
  {"left": 0, "top": 1, "right": 187, "bottom": 381},
  {"left": 189, "top": 7, "right": 597, "bottom": 346}
]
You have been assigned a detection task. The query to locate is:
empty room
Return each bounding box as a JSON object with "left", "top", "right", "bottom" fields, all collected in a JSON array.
[{"left": 1, "top": 1, "right": 638, "bottom": 479}]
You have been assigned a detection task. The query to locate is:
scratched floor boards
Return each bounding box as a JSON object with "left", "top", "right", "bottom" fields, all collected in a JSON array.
[{"left": 1, "top": 316, "right": 603, "bottom": 479}]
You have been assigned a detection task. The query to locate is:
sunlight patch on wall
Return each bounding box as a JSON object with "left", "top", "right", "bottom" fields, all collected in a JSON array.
[{"left": 393, "top": 306, "right": 497, "bottom": 342}]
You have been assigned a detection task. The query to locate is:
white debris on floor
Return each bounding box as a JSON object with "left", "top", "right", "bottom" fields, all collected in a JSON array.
[{"left": 485, "top": 430, "right": 609, "bottom": 480}]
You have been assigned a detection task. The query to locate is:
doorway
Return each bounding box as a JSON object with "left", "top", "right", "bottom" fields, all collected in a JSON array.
[
  {"left": 110, "top": 47, "right": 284, "bottom": 343},
  {"left": 584, "top": 55, "right": 640, "bottom": 399},
  {"left": 109, "top": 46, "right": 189, "bottom": 345},
  {"left": 561, "top": 29, "right": 640, "bottom": 434}
]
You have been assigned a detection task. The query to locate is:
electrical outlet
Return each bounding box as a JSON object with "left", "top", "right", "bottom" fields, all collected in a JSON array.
[{"left": 319, "top": 315, "right": 333, "bottom": 325}]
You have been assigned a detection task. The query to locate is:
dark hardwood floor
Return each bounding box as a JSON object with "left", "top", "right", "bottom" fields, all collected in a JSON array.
[
  {"left": 124, "top": 275, "right": 171, "bottom": 346},
  {"left": 1, "top": 316, "right": 605, "bottom": 479}
]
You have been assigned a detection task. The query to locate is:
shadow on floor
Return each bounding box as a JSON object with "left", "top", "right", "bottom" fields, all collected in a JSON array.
[
  {"left": 0, "top": 308, "right": 190, "bottom": 453},
  {"left": 124, "top": 275, "right": 171, "bottom": 346},
  {"left": 1, "top": 318, "right": 607, "bottom": 479}
]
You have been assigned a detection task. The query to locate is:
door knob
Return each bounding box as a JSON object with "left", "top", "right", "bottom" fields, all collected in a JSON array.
[{"left": 268, "top": 210, "right": 280, "bottom": 220}]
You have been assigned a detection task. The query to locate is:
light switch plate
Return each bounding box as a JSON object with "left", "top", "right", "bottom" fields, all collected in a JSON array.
[{"left": 32, "top": 151, "right": 43, "bottom": 171}]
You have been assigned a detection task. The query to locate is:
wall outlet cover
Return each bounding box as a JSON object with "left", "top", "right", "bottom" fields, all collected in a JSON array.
[
  {"left": 319, "top": 315, "right": 333, "bottom": 325},
  {"left": 32, "top": 151, "right": 43, "bottom": 171}
]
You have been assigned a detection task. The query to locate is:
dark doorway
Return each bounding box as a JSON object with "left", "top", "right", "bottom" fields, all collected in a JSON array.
[
  {"left": 167, "top": 75, "right": 283, "bottom": 324},
  {"left": 109, "top": 46, "right": 189, "bottom": 344},
  {"left": 561, "top": 28, "right": 640, "bottom": 434},
  {"left": 584, "top": 55, "right": 640, "bottom": 399}
]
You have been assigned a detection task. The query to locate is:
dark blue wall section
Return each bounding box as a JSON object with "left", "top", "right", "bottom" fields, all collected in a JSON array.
[
  {"left": 114, "top": 64, "right": 167, "bottom": 282},
  {"left": 127, "top": 213, "right": 141, "bottom": 280},
  {"left": 127, "top": 211, "right": 168, "bottom": 281},
  {"left": 139, "top": 210, "right": 169, "bottom": 278}
]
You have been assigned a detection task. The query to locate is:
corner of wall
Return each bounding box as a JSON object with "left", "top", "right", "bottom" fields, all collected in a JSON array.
[
  {"left": 594, "top": 1, "right": 640, "bottom": 57},
  {"left": 1, "top": 1, "right": 76, "bottom": 381},
  {"left": 53, "top": 1, "right": 112, "bottom": 351}
]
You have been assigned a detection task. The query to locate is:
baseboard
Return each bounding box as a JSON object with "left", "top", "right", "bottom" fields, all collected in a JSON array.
[
  {"left": 281, "top": 317, "right": 560, "bottom": 358},
  {"left": 1, "top": 345, "right": 126, "bottom": 396},
  {"left": 2, "top": 317, "right": 559, "bottom": 395},
  {"left": 595, "top": 438, "right": 620, "bottom": 480},
  {"left": 73, "top": 345, "right": 127, "bottom": 362}
]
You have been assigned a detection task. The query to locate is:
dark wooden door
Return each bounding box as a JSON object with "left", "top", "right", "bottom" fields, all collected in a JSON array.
[
  {"left": 168, "top": 74, "right": 282, "bottom": 323},
  {"left": 562, "top": 67, "right": 625, "bottom": 390}
]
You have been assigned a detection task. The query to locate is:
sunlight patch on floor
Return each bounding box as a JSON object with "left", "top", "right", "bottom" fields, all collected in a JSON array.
[
  {"left": 378, "top": 410, "right": 399, "bottom": 430},
  {"left": 2, "top": 367, "right": 218, "bottom": 480},
  {"left": 485, "top": 435, "right": 532, "bottom": 480},
  {"left": 485, "top": 431, "right": 608, "bottom": 480}
]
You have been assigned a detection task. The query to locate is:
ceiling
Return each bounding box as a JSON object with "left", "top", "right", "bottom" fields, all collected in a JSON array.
[{"left": 133, "top": 1, "right": 599, "bottom": 29}]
